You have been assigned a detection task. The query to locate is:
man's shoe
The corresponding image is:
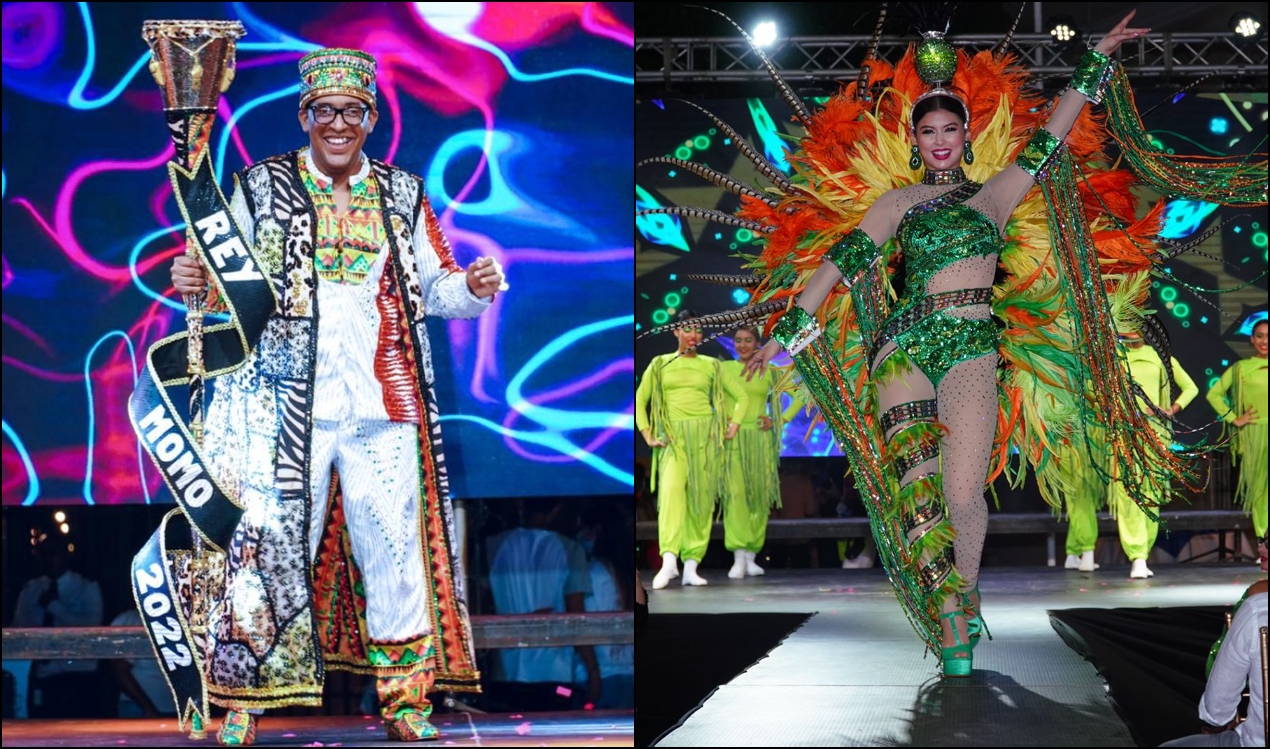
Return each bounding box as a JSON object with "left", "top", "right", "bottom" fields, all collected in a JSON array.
[{"left": 385, "top": 708, "right": 440, "bottom": 741}]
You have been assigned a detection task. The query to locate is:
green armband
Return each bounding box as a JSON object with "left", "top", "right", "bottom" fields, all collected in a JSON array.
[
  {"left": 1069, "top": 48, "right": 1114, "bottom": 104},
  {"left": 772, "top": 307, "right": 822, "bottom": 355},
  {"left": 825, "top": 228, "right": 879, "bottom": 282},
  {"left": 1015, "top": 129, "right": 1063, "bottom": 180}
]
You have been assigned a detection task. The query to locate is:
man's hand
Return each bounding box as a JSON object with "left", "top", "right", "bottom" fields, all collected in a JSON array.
[
  {"left": 172, "top": 254, "right": 208, "bottom": 296},
  {"left": 465, "top": 257, "right": 506, "bottom": 298}
]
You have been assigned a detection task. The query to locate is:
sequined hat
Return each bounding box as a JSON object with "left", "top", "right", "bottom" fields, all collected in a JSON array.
[
  {"left": 909, "top": 31, "right": 969, "bottom": 134},
  {"left": 298, "top": 48, "right": 377, "bottom": 109}
]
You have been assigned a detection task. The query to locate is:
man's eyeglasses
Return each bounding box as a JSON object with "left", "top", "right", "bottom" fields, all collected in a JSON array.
[{"left": 308, "top": 104, "right": 369, "bottom": 125}]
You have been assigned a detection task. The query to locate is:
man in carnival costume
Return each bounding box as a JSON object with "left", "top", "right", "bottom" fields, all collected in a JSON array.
[{"left": 156, "top": 48, "right": 504, "bottom": 744}]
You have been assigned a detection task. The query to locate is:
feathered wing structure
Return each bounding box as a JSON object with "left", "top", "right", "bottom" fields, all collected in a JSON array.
[{"left": 638, "top": 18, "right": 1265, "bottom": 658}]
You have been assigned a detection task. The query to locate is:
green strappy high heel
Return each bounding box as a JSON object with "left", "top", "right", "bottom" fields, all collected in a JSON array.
[
  {"left": 939, "top": 609, "right": 973, "bottom": 678},
  {"left": 961, "top": 585, "right": 992, "bottom": 649}
]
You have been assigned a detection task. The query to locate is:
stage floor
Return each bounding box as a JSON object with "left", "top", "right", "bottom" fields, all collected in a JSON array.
[
  {"left": 0, "top": 710, "right": 633, "bottom": 747},
  {"left": 640, "top": 562, "right": 1260, "bottom": 747}
]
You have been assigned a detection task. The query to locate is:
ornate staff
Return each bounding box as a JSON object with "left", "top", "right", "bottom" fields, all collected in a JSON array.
[
  {"left": 142, "top": 19, "right": 243, "bottom": 446},
  {"left": 141, "top": 20, "right": 244, "bottom": 739}
]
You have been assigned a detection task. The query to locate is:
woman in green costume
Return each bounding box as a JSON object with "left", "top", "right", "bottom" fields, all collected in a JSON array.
[
  {"left": 639, "top": 7, "right": 1263, "bottom": 679},
  {"left": 721, "top": 326, "right": 784, "bottom": 579},
  {"left": 743, "top": 14, "right": 1158, "bottom": 677},
  {"left": 1207, "top": 318, "right": 1269, "bottom": 538},
  {"left": 636, "top": 311, "right": 747, "bottom": 589}
]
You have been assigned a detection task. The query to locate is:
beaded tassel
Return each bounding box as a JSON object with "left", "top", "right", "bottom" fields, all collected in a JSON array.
[
  {"left": 1035, "top": 145, "right": 1203, "bottom": 520},
  {"left": 1102, "top": 65, "right": 1267, "bottom": 206}
]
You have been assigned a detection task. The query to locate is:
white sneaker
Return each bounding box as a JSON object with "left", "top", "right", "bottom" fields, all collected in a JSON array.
[
  {"left": 1078, "top": 551, "right": 1100, "bottom": 572},
  {"left": 744, "top": 551, "right": 765, "bottom": 576},
  {"left": 727, "top": 550, "right": 746, "bottom": 580},
  {"left": 682, "top": 559, "right": 709, "bottom": 586},
  {"left": 1064, "top": 554, "right": 1081, "bottom": 569},
  {"left": 652, "top": 565, "right": 676, "bottom": 589},
  {"left": 652, "top": 553, "right": 679, "bottom": 589},
  {"left": 662, "top": 552, "right": 679, "bottom": 579},
  {"left": 841, "top": 554, "right": 874, "bottom": 569},
  {"left": 1129, "top": 559, "right": 1151, "bottom": 579}
]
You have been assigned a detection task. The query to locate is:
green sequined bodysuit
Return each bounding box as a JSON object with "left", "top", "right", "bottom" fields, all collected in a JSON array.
[{"left": 873, "top": 180, "right": 1002, "bottom": 387}]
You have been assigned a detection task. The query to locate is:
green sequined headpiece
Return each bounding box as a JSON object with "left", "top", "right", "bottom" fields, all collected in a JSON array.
[
  {"left": 909, "top": 31, "right": 969, "bottom": 133},
  {"left": 298, "top": 48, "right": 377, "bottom": 109}
]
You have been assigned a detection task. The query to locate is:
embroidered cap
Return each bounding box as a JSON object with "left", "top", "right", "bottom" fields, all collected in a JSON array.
[{"left": 298, "top": 48, "right": 377, "bottom": 109}]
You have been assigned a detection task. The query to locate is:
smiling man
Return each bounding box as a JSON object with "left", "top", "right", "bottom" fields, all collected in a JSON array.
[{"left": 169, "top": 48, "right": 503, "bottom": 745}]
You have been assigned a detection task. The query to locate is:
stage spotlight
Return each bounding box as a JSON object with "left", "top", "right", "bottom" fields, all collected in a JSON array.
[
  {"left": 1230, "top": 13, "right": 1262, "bottom": 37},
  {"left": 1049, "top": 15, "right": 1081, "bottom": 44},
  {"left": 752, "top": 20, "right": 777, "bottom": 48}
]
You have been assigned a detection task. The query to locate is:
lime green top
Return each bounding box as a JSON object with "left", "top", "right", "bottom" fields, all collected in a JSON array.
[
  {"left": 719, "top": 360, "right": 778, "bottom": 429},
  {"left": 635, "top": 354, "right": 748, "bottom": 433},
  {"left": 1207, "top": 357, "right": 1269, "bottom": 424},
  {"left": 1123, "top": 346, "right": 1197, "bottom": 411}
]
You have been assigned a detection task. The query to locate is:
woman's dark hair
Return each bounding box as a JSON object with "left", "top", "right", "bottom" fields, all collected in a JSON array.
[
  {"left": 1252, "top": 318, "right": 1268, "bottom": 335},
  {"left": 676, "top": 308, "right": 698, "bottom": 322},
  {"left": 912, "top": 94, "right": 967, "bottom": 128},
  {"left": 733, "top": 325, "right": 763, "bottom": 342}
]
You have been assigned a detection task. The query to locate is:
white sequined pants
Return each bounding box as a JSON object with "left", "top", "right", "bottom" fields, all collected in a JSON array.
[{"left": 308, "top": 418, "right": 431, "bottom": 642}]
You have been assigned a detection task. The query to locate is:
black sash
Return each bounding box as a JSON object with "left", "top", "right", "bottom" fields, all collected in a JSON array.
[{"left": 128, "top": 152, "right": 274, "bottom": 730}]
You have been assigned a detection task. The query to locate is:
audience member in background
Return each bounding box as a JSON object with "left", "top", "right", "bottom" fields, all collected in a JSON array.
[
  {"left": 775, "top": 460, "right": 819, "bottom": 568},
  {"left": 109, "top": 608, "right": 176, "bottom": 718},
  {"left": 11, "top": 532, "right": 104, "bottom": 718},
  {"left": 487, "top": 499, "right": 598, "bottom": 710},
  {"left": 1161, "top": 531, "right": 1267, "bottom": 747},
  {"left": 573, "top": 505, "right": 634, "bottom": 708}
]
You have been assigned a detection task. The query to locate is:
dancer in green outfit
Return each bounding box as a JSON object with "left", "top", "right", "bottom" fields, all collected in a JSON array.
[
  {"left": 1060, "top": 432, "right": 1105, "bottom": 572},
  {"left": 637, "top": 311, "right": 748, "bottom": 589},
  {"left": 721, "top": 326, "right": 784, "bottom": 579},
  {"left": 1109, "top": 329, "right": 1198, "bottom": 578},
  {"left": 1206, "top": 318, "right": 1268, "bottom": 538},
  {"left": 1064, "top": 321, "right": 1199, "bottom": 576}
]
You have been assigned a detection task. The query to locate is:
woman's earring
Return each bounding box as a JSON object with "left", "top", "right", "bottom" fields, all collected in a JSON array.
[
  {"left": 963, "top": 139, "right": 975, "bottom": 165},
  {"left": 909, "top": 145, "right": 922, "bottom": 170}
]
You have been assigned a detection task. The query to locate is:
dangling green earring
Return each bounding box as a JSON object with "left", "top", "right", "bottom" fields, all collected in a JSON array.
[
  {"left": 963, "top": 139, "right": 975, "bottom": 165},
  {"left": 909, "top": 145, "right": 922, "bottom": 170}
]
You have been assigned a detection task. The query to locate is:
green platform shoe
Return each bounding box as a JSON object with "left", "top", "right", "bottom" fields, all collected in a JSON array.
[
  {"left": 939, "top": 609, "right": 973, "bottom": 678},
  {"left": 961, "top": 585, "right": 992, "bottom": 649}
]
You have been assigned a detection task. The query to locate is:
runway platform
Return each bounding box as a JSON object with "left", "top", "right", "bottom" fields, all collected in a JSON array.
[
  {"left": 0, "top": 710, "right": 633, "bottom": 746},
  {"left": 638, "top": 563, "right": 1261, "bottom": 746}
]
